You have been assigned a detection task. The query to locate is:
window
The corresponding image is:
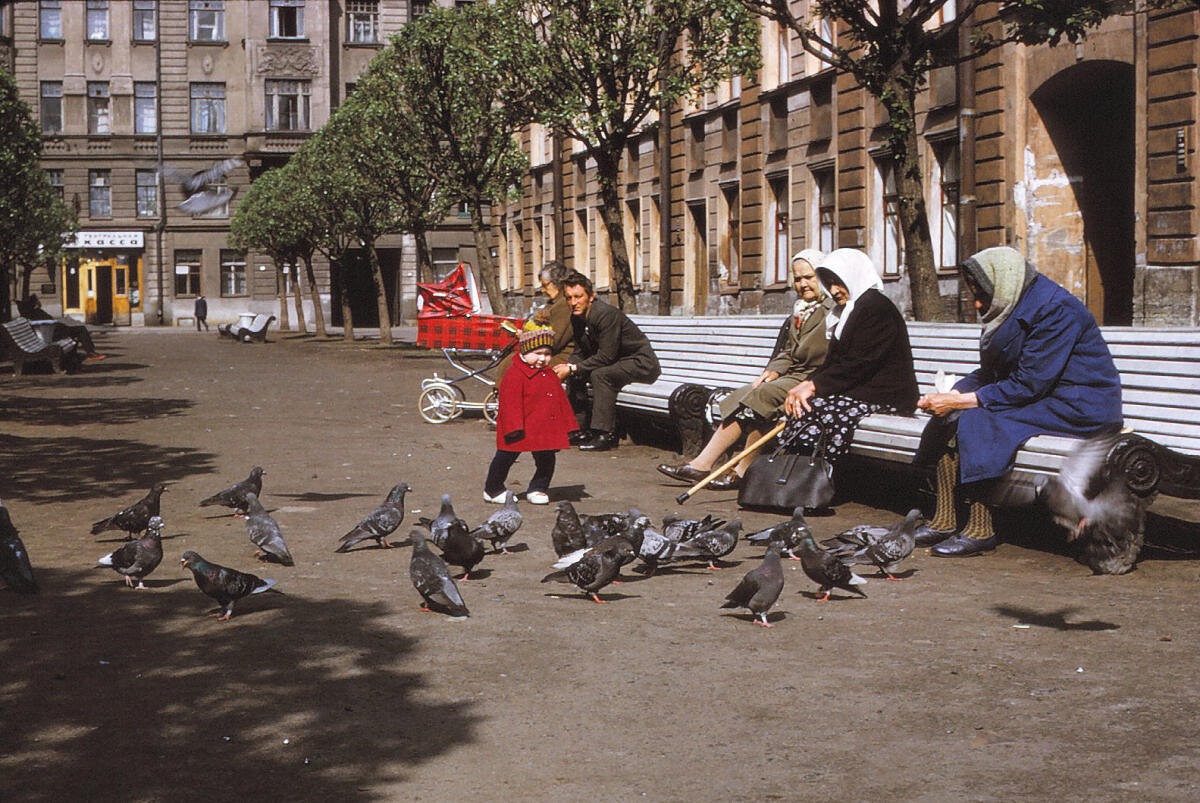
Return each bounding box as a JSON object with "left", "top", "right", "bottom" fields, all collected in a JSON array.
[
  {"left": 574, "top": 209, "right": 589, "bottom": 277},
  {"left": 134, "top": 82, "right": 157, "bottom": 134},
  {"left": 875, "top": 158, "right": 903, "bottom": 277},
  {"left": 190, "top": 1, "right": 225, "bottom": 42},
  {"left": 86, "top": 1, "right": 109, "bottom": 40},
  {"left": 174, "top": 250, "right": 202, "bottom": 296},
  {"left": 39, "top": 1, "right": 61, "bottom": 40},
  {"left": 411, "top": 0, "right": 430, "bottom": 19},
  {"left": 269, "top": 0, "right": 304, "bottom": 39},
  {"left": 195, "top": 177, "right": 229, "bottom": 218},
  {"left": 190, "top": 83, "right": 226, "bottom": 133},
  {"left": 507, "top": 220, "right": 523, "bottom": 289},
  {"left": 40, "top": 82, "right": 63, "bottom": 134},
  {"left": 930, "top": 0, "right": 957, "bottom": 27},
  {"left": 718, "top": 184, "right": 740, "bottom": 286},
  {"left": 347, "top": 0, "right": 378, "bottom": 43},
  {"left": 89, "top": 170, "right": 111, "bottom": 217},
  {"left": 766, "top": 174, "right": 790, "bottom": 285},
  {"left": 647, "top": 196, "right": 661, "bottom": 284},
  {"left": 721, "top": 110, "right": 738, "bottom": 164},
  {"left": 688, "top": 120, "right": 705, "bottom": 168},
  {"left": 136, "top": 170, "right": 158, "bottom": 217},
  {"left": 133, "top": 0, "right": 157, "bottom": 41},
  {"left": 220, "top": 250, "right": 247, "bottom": 296},
  {"left": 542, "top": 213, "right": 555, "bottom": 262},
  {"left": 931, "top": 140, "right": 960, "bottom": 271},
  {"left": 45, "top": 169, "right": 64, "bottom": 200},
  {"left": 265, "top": 80, "right": 311, "bottom": 131},
  {"left": 87, "top": 82, "right": 110, "bottom": 135},
  {"left": 625, "top": 198, "right": 643, "bottom": 284},
  {"left": 813, "top": 167, "right": 835, "bottom": 254}
]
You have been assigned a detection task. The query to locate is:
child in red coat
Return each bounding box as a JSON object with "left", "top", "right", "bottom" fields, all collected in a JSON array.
[{"left": 485, "top": 327, "right": 579, "bottom": 504}]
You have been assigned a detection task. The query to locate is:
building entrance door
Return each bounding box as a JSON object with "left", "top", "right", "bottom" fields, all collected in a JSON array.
[{"left": 80, "top": 258, "right": 118, "bottom": 324}]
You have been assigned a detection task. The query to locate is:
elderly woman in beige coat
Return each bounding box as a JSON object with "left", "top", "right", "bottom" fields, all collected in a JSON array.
[{"left": 656, "top": 249, "right": 832, "bottom": 491}]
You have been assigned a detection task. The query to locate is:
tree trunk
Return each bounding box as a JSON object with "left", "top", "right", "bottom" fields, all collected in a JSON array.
[
  {"left": 366, "top": 239, "right": 393, "bottom": 345},
  {"left": 595, "top": 151, "right": 638, "bottom": 313},
  {"left": 0, "top": 263, "right": 11, "bottom": 322},
  {"left": 275, "top": 262, "right": 291, "bottom": 332},
  {"left": 468, "top": 199, "right": 507, "bottom": 316},
  {"left": 331, "top": 255, "right": 355, "bottom": 342},
  {"left": 302, "top": 252, "right": 327, "bottom": 337},
  {"left": 413, "top": 225, "right": 432, "bottom": 284},
  {"left": 291, "top": 262, "right": 307, "bottom": 334}
]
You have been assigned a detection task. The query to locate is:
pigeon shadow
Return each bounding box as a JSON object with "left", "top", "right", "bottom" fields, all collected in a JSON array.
[
  {"left": 720, "top": 610, "right": 787, "bottom": 626},
  {"left": 461, "top": 568, "right": 493, "bottom": 580},
  {"left": 990, "top": 605, "right": 1120, "bottom": 632},
  {"left": 273, "top": 491, "right": 377, "bottom": 503},
  {"left": 0, "top": 567, "right": 479, "bottom": 800},
  {"left": 797, "top": 590, "right": 868, "bottom": 602},
  {"left": 0, "top": 395, "right": 194, "bottom": 426},
  {"left": 543, "top": 591, "right": 641, "bottom": 603}
]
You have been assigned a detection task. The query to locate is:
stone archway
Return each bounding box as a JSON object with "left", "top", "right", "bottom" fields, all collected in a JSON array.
[{"left": 1028, "top": 60, "right": 1135, "bottom": 325}]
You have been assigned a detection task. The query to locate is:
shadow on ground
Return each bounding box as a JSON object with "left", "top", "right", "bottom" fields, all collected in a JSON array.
[
  {"left": 0, "top": 568, "right": 479, "bottom": 800},
  {"left": 0, "top": 396, "right": 194, "bottom": 426}
]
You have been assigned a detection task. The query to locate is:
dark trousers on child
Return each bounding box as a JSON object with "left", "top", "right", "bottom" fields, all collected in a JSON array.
[{"left": 485, "top": 450, "right": 556, "bottom": 496}]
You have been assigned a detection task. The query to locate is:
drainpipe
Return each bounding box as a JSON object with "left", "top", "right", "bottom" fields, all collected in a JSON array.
[
  {"left": 956, "top": 12, "right": 977, "bottom": 323},
  {"left": 657, "top": 58, "right": 672, "bottom": 315},
  {"left": 552, "top": 130, "right": 565, "bottom": 258},
  {"left": 155, "top": 17, "right": 166, "bottom": 325}
]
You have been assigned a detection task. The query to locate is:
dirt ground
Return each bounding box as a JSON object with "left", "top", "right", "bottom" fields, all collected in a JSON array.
[{"left": 2, "top": 328, "right": 1200, "bottom": 802}]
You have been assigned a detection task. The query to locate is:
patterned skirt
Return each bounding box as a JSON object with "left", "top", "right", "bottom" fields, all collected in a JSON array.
[{"left": 776, "top": 394, "right": 896, "bottom": 464}]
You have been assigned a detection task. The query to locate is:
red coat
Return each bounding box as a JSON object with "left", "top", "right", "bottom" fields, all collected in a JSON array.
[{"left": 496, "top": 358, "right": 578, "bottom": 451}]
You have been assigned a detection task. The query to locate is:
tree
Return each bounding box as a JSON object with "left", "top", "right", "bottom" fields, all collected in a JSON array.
[
  {"left": 503, "top": 0, "right": 760, "bottom": 312},
  {"left": 741, "top": 0, "right": 1110, "bottom": 319},
  {"left": 0, "top": 66, "right": 75, "bottom": 321}
]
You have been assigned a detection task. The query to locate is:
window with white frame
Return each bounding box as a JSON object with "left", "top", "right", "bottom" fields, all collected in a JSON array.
[
  {"left": 89, "top": 170, "right": 111, "bottom": 217},
  {"left": 136, "top": 169, "right": 158, "bottom": 217},
  {"left": 190, "top": 82, "right": 226, "bottom": 133},
  {"left": 718, "top": 184, "right": 740, "bottom": 286},
  {"left": 347, "top": 1, "right": 379, "bottom": 43},
  {"left": 647, "top": 195, "right": 661, "bottom": 285},
  {"left": 220, "top": 250, "right": 248, "bottom": 296},
  {"left": 812, "top": 167, "right": 835, "bottom": 254},
  {"left": 508, "top": 220, "right": 524, "bottom": 289},
  {"left": 133, "top": 0, "right": 157, "bottom": 41},
  {"left": 39, "top": 1, "right": 62, "bottom": 39},
  {"left": 411, "top": 0, "right": 430, "bottom": 20},
  {"left": 542, "top": 213, "right": 555, "bottom": 262},
  {"left": 40, "top": 82, "right": 63, "bottom": 134},
  {"left": 269, "top": 0, "right": 304, "bottom": 39},
  {"left": 265, "top": 80, "right": 311, "bottom": 131},
  {"left": 530, "top": 123, "right": 547, "bottom": 166},
  {"left": 874, "top": 157, "right": 903, "bottom": 278},
  {"left": 45, "top": 169, "right": 64, "bottom": 200},
  {"left": 766, "top": 174, "right": 790, "bottom": 285},
  {"left": 174, "top": 250, "right": 202, "bottom": 296},
  {"left": 86, "top": 1, "right": 109, "bottom": 40},
  {"left": 87, "top": 82, "right": 110, "bottom": 135},
  {"left": 930, "top": 140, "right": 960, "bottom": 271},
  {"left": 190, "top": 1, "right": 225, "bottom": 42},
  {"left": 134, "top": 82, "right": 157, "bottom": 134},
  {"left": 930, "top": 0, "right": 957, "bottom": 27}
]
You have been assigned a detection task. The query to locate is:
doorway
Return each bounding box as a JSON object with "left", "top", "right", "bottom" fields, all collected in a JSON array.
[{"left": 684, "top": 199, "right": 708, "bottom": 313}]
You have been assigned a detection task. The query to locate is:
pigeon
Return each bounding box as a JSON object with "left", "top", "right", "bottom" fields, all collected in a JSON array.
[
  {"left": 418, "top": 494, "right": 468, "bottom": 549},
  {"left": 90, "top": 483, "right": 167, "bottom": 539},
  {"left": 721, "top": 542, "right": 785, "bottom": 627},
  {"left": 579, "top": 510, "right": 632, "bottom": 540},
  {"left": 823, "top": 509, "right": 921, "bottom": 580},
  {"left": 165, "top": 158, "right": 242, "bottom": 215},
  {"left": 662, "top": 513, "right": 727, "bottom": 543},
  {"left": 671, "top": 519, "right": 743, "bottom": 570},
  {"left": 550, "top": 501, "right": 588, "bottom": 557},
  {"left": 97, "top": 515, "right": 164, "bottom": 589},
  {"left": 180, "top": 550, "right": 279, "bottom": 621},
  {"left": 634, "top": 522, "right": 680, "bottom": 575},
  {"left": 470, "top": 491, "right": 523, "bottom": 554},
  {"left": 1035, "top": 432, "right": 1146, "bottom": 575},
  {"left": 439, "top": 526, "right": 486, "bottom": 581},
  {"left": 199, "top": 466, "right": 265, "bottom": 515},
  {"left": 335, "top": 482, "right": 410, "bottom": 552},
  {"left": 542, "top": 539, "right": 635, "bottom": 603},
  {"left": 408, "top": 530, "right": 469, "bottom": 617},
  {"left": 745, "top": 508, "right": 812, "bottom": 560},
  {"left": 0, "top": 500, "right": 37, "bottom": 595},
  {"left": 243, "top": 492, "right": 294, "bottom": 566},
  {"left": 795, "top": 530, "right": 867, "bottom": 601}
]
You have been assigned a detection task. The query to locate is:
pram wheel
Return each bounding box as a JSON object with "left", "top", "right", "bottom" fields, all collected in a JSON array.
[
  {"left": 482, "top": 389, "right": 500, "bottom": 425},
  {"left": 418, "top": 383, "right": 461, "bottom": 423}
]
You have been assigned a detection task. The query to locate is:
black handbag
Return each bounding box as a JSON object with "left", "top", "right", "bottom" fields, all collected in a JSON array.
[{"left": 737, "top": 429, "right": 834, "bottom": 511}]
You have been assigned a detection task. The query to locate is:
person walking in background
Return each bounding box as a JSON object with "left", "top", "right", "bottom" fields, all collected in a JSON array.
[{"left": 194, "top": 295, "right": 209, "bottom": 332}]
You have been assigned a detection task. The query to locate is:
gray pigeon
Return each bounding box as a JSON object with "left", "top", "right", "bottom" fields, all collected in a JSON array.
[
  {"left": 243, "top": 492, "right": 294, "bottom": 566},
  {"left": 721, "top": 542, "right": 784, "bottom": 627},
  {"left": 671, "top": 519, "right": 743, "bottom": 570},
  {"left": 408, "top": 531, "right": 469, "bottom": 616},
  {"left": 335, "top": 482, "right": 410, "bottom": 552},
  {"left": 550, "top": 501, "right": 588, "bottom": 557},
  {"left": 542, "top": 540, "right": 635, "bottom": 603},
  {"left": 0, "top": 500, "right": 37, "bottom": 595},
  {"left": 90, "top": 483, "right": 167, "bottom": 539},
  {"left": 745, "top": 508, "right": 811, "bottom": 560},
  {"left": 418, "top": 494, "right": 468, "bottom": 549},
  {"left": 824, "top": 509, "right": 921, "bottom": 580},
  {"left": 180, "top": 550, "right": 278, "bottom": 621},
  {"left": 199, "top": 466, "right": 264, "bottom": 514},
  {"left": 97, "top": 515, "right": 164, "bottom": 589},
  {"left": 1035, "top": 432, "right": 1146, "bottom": 574},
  {"left": 470, "top": 491, "right": 522, "bottom": 554},
  {"left": 662, "top": 513, "right": 727, "bottom": 542},
  {"left": 796, "top": 530, "right": 867, "bottom": 601},
  {"left": 165, "top": 157, "right": 242, "bottom": 215}
]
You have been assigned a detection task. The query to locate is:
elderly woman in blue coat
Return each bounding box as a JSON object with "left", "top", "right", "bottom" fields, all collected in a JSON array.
[{"left": 914, "top": 246, "right": 1123, "bottom": 557}]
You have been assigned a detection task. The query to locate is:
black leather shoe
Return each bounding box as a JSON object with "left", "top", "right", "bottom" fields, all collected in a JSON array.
[
  {"left": 579, "top": 431, "right": 619, "bottom": 451},
  {"left": 706, "top": 470, "right": 742, "bottom": 491},
  {"left": 657, "top": 463, "right": 707, "bottom": 483},
  {"left": 931, "top": 534, "right": 998, "bottom": 557},
  {"left": 568, "top": 429, "right": 593, "bottom": 447},
  {"left": 914, "top": 524, "right": 958, "bottom": 547}
]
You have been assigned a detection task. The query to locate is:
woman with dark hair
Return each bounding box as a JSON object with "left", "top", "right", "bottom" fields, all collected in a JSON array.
[{"left": 914, "top": 246, "right": 1122, "bottom": 557}]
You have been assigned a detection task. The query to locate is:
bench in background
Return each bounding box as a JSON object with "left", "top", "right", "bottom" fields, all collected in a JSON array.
[{"left": 218, "top": 313, "right": 275, "bottom": 343}]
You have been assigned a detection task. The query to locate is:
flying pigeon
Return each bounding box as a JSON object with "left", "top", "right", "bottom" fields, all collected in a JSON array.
[
  {"left": 721, "top": 541, "right": 784, "bottom": 627},
  {"left": 408, "top": 530, "right": 469, "bottom": 617},
  {"left": 335, "top": 482, "right": 410, "bottom": 552},
  {"left": 97, "top": 515, "right": 164, "bottom": 589},
  {"left": 166, "top": 158, "right": 242, "bottom": 215},
  {"left": 0, "top": 500, "right": 37, "bottom": 594},
  {"left": 199, "top": 466, "right": 264, "bottom": 515},
  {"left": 745, "top": 508, "right": 811, "bottom": 560},
  {"left": 91, "top": 483, "right": 167, "bottom": 539},
  {"left": 671, "top": 519, "right": 743, "bottom": 570},
  {"left": 795, "top": 530, "right": 867, "bottom": 601},
  {"left": 823, "top": 509, "right": 922, "bottom": 580},
  {"left": 180, "top": 550, "right": 279, "bottom": 621},
  {"left": 550, "top": 501, "right": 588, "bottom": 557},
  {"left": 542, "top": 539, "right": 635, "bottom": 603},
  {"left": 470, "top": 491, "right": 522, "bottom": 554},
  {"left": 418, "top": 494, "right": 468, "bottom": 549},
  {"left": 1035, "top": 432, "right": 1146, "bottom": 575},
  {"left": 243, "top": 492, "right": 294, "bottom": 566}
]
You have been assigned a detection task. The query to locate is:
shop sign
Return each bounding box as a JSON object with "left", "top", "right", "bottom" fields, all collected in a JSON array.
[{"left": 67, "top": 231, "right": 145, "bottom": 249}]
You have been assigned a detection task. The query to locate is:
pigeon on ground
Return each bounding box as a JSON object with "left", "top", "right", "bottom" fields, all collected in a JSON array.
[
  {"left": 90, "top": 483, "right": 167, "bottom": 539},
  {"left": 439, "top": 525, "right": 485, "bottom": 580},
  {"left": 823, "top": 509, "right": 921, "bottom": 580},
  {"left": 418, "top": 494, "right": 468, "bottom": 549},
  {"left": 0, "top": 500, "right": 37, "bottom": 594},
  {"left": 179, "top": 550, "right": 278, "bottom": 621},
  {"left": 721, "top": 541, "right": 785, "bottom": 627},
  {"left": 745, "top": 508, "right": 812, "bottom": 560},
  {"left": 408, "top": 531, "right": 469, "bottom": 617},
  {"left": 551, "top": 501, "right": 588, "bottom": 557},
  {"left": 199, "top": 466, "right": 264, "bottom": 515},
  {"left": 165, "top": 157, "right": 242, "bottom": 215},
  {"left": 97, "top": 516, "right": 164, "bottom": 589},
  {"left": 662, "top": 513, "right": 727, "bottom": 543},
  {"left": 1035, "top": 432, "right": 1147, "bottom": 575},
  {"left": 795, "top": 530, "right": 867, "bottom": 601},
  {"left": 335, "top": 482, "right": 410, "bottom": 552},
  {"left": 579, "top": 510, "right": 632, "bottom": 540},
  {"left": 542, "top": 539, "right": 635, "bottom": 603},
  {"left": 243, "top": 492, "right": 294, "bottom": 566},
  {"left": 671, "top": 519, "right": 743, "bottom": 570},
  {"left": 470, "top": 491, "right": 523, "bottom": 554}
]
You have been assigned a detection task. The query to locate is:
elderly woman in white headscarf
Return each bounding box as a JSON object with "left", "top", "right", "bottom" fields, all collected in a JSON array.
[
  {"left": 778, "top": 248, "right": 919, "bottom": 465},
  {"left": 656, "top": 249, "right": 833, "bottom": 490}
]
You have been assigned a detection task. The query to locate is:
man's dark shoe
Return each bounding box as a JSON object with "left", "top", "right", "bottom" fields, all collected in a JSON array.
[
  {"left": 579, "top": 431, "right": 619, "bottom": 451},
  {"left": 914, "top": 524, "right": 957, "bottom": 547},
  {"left": 705, "top": 470, "right": 742, "bottom": 491},
  {"left": 656, "top": 463, "right": 707, "bottom": 483},
  {"left": 568, "top": 429, "right": 593, "bottom": 447},
  {"left": 930, "top": 534, "right": 998, "bottom": 557}
]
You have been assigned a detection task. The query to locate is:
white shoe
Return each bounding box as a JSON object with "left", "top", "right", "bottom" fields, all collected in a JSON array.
[
  {"left": 526, "top": 491, "right": 550, "bottom": 505},
  {"left": 483, "top": 490, "right": 507, "bottom": 504}
]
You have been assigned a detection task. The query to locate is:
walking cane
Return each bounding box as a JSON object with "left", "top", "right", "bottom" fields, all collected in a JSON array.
[{"left": 675, "top": 420, "right": 787, "bottom": 505}]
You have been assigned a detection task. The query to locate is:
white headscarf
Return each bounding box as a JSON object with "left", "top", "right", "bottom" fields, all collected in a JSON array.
[
  {"left": 790, "top": 249, "right": 827, "bottom": 325},
  {"left": 816, "top": 248, "right": 883, "bottom": 339}
]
